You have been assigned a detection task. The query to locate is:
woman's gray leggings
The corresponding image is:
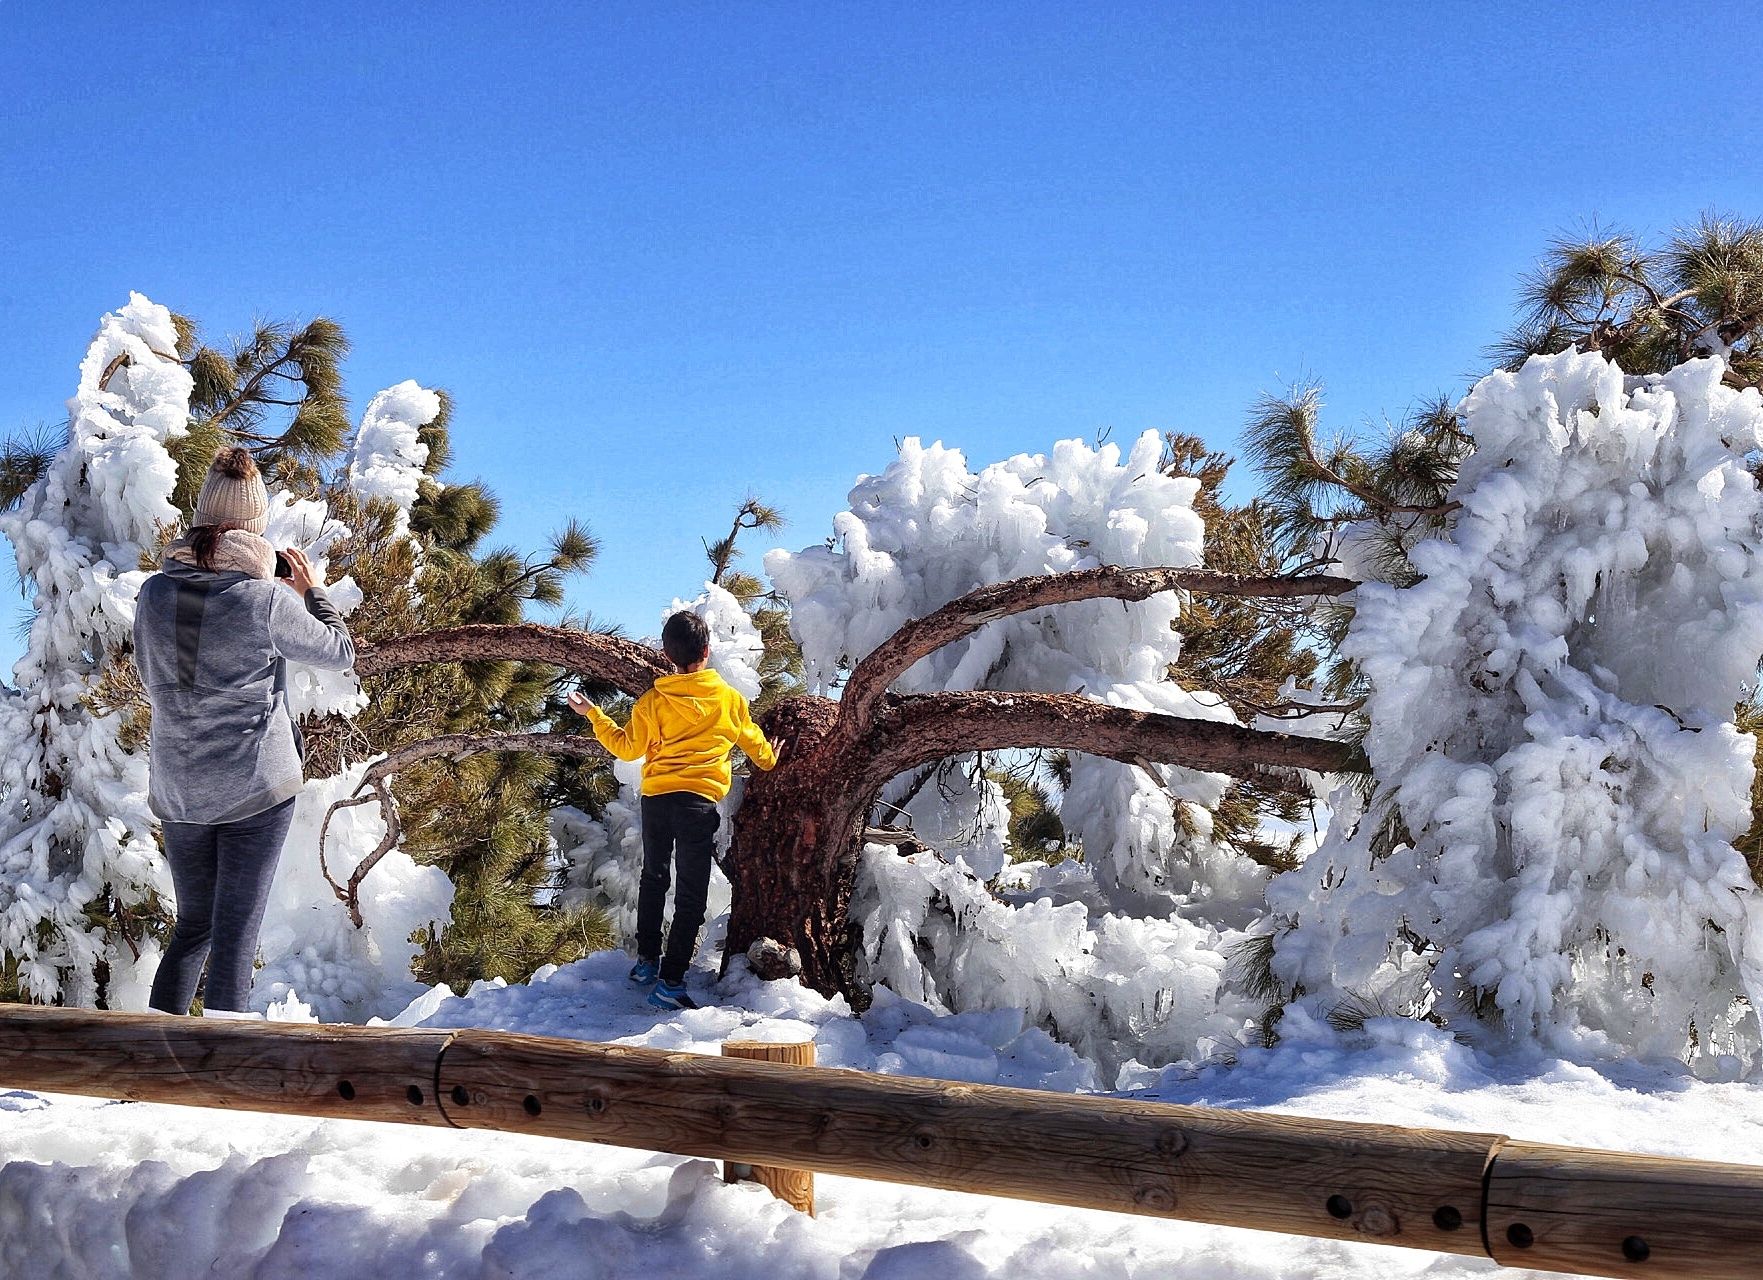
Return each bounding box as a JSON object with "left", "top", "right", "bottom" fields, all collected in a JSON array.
[{"left": 148, "top": 797, "right": 295, "bottom": 1015}]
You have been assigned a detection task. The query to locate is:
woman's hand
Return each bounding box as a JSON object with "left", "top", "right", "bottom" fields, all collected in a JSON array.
[
  {"left": 566, "top": 690, "right": 594, "bottom": 717},
  {"left": 280, "top": 546, "right": 321, "bottom": 595}
]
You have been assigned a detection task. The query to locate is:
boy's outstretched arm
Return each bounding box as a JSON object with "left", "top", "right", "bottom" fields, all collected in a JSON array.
[
  {"left": 567, "top": 690, "right": 651, "bottom": 762},
  {"left": 734, "top": 697, "right": 778, "bottom": 771}
]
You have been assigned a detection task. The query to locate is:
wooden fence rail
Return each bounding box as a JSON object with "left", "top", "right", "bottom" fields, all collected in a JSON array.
[{"left": 0, "top": 1006, "right": 1755, "bottom": 1280}]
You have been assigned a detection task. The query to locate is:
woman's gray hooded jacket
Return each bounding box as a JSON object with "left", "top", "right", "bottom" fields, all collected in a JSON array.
[{"left": 133, "top": 546, "right": 355, "bottom": 824}]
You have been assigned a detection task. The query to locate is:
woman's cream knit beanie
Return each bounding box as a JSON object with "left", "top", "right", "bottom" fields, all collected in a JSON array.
[{"left": 193, "top": 447, "right": 270, "bottom": 535}]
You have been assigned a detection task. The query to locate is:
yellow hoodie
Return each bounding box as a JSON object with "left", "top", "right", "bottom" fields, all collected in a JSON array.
[{"left": 583, "top": 668, "right": 777, "bottom": 801}]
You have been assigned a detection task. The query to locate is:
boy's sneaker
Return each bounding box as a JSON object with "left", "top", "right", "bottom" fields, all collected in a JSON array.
[
  {"left": 628, "top": 958, "right": 659, "bottom": 986},
  {"left": 648, "top": 979, "right": 698, "bottom": 1011}
]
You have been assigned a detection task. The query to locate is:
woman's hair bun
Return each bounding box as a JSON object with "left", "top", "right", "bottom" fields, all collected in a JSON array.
[{"left": 211, "top": 446, "right": 258, "bottom": 480}]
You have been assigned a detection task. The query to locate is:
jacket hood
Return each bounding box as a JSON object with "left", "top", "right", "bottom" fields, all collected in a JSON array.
[{"left": 653, "top": 669, "right": 728, "bottom": 699}]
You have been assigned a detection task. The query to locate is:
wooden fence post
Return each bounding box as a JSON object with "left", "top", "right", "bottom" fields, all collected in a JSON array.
[{"left": 720, "top": 1039, "right": 816, "bottom": 1214}]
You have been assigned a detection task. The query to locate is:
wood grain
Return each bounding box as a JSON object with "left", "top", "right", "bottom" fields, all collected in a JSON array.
[
  {"left": 721, "top": 1040, "right": 816, "bottom": 1214},
  {"left": 0, "top": 1006, "right": 456, "bottom": 1126},
  {"left": 1485, "top": 1138, "right": 1763, "bottom": 1279},
  {"left": 433, "top": 1028, "right": 1497, "bottom": 1254}
]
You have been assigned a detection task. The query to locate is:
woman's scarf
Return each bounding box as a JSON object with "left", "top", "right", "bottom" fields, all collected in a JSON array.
[{"left": 165, "top": 529, "right": 277, "bottom": 581}]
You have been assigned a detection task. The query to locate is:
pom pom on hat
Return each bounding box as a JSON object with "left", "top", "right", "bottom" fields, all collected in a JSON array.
[{"left": 193, "top": 447, "right": 270, "bottom": 535}]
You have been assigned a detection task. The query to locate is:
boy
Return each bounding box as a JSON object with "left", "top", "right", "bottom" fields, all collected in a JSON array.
[{"left": 567, "top": 611, "right": 778, "bottom": 1010}]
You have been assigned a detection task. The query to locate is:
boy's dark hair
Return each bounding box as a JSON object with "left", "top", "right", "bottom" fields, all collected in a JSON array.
[{"left": 661, "top": 611, "right": 711, "bottom": 670}]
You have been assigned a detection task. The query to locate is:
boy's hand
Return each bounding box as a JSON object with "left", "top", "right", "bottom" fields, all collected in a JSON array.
[{"left": 566, "top": 690, "right": 594, "bottom": 717}]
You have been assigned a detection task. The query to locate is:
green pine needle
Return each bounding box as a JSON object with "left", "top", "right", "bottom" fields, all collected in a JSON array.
[
  {"left": 549, "top": 519, "right": 599, "bottom": 572},
  {"left": 0, "top": 424, "right": 65, "bottom": 513}
]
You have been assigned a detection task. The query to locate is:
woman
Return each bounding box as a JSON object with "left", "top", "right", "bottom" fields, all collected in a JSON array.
[{"left": 132, "top": 448, "right": 355, "bottom": 1017}]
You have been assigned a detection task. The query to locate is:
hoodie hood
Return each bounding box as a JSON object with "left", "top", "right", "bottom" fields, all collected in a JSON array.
[
  {"left": 650, "top": 669, "right": 730, "bottom": 741},
  {"left": 652, "top": 668, "right": 729, "bottom": 702}
]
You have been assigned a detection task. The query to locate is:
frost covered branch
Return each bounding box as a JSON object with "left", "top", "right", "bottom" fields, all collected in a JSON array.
[{"left": 837, "top": 565, "right": 1358, "bottom": 730}]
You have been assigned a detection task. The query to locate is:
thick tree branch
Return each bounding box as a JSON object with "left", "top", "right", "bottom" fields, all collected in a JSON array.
[
  {"left": 355, "top": 623, "right": 670, "bottom": 695},
  {"left": 864, "top": 690, "right": 1364, "bottom": 787},
  {"left": 839, "top": 566, "right": 1358, "bottom": 731}
]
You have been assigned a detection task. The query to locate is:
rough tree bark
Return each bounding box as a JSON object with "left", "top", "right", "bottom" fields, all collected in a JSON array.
[{"left": 353, "top": 568, "right": 1362, "bottom": 1002}]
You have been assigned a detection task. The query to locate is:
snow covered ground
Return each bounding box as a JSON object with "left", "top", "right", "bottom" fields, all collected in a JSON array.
[{"left": 1, "top": 947, "right": 1760, "bottom": 1279}]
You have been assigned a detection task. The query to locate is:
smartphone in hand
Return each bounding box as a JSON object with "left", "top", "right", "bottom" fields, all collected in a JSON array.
[{"left": 274, "top": 551, "right": 292, "bottom": 578}]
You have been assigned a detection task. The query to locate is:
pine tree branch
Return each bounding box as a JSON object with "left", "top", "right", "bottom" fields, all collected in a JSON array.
[
  {"left": 424, "top": 543, "right": 579, "bottom": 619},
  {"left": 201, "top": 350, "right": 299, "bottom": 430},
  {"left": 707, "top": 507, "right": 748, "bottom": 586},
  {"left": 99, "top": 353, "right": 132, "bottom": 391},
  {"left": 838, "top": 566, "right": 1358, "bottom": 733},
  {"left": 318, "top": 788, "right": 398, "bottom": 929},
  {"left": 707, "top": 498, "right": 781, "bottom": 586},
  {"left": 1292, "top": 425, "right": 1463, "bottom": 521},
  {"left": 358, "top": 731, "right": 610, "bottom": 781},
  {"left": 862, "top": 690, "right": 1365, "bottom": 788},
  {"left": 355, "top": 623, "right": 671, "bottom": 695}
]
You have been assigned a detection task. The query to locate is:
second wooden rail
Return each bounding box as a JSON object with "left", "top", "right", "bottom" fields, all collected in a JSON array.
[{"left": 0, "top": 1006, "right": 1754, "bottom": 1280}]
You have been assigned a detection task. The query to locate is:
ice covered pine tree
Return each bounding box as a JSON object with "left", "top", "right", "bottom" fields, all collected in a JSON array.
[
  {"left": 1270, "top": 350, "right": 1763, "bottom": 1069},
  {"left": 0, "top": 296, "right": 451, "bottom": 1014},
  {"left": 0, "top": 296, "right": 191, "bottom": 1005}
]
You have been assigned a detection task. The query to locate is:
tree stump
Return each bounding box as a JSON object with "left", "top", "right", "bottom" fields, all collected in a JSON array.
[{"left": 720, "top": 1039, "right": 816, "bottom": 1214}]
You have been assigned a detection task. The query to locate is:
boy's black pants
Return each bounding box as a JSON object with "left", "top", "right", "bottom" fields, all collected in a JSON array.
[{"left": 637, "top": 791, "right": 722, "bottom": 985}]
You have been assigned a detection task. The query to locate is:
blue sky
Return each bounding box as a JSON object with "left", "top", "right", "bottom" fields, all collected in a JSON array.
[{"left": 1, "top": 4, "right": 1756, "bottom": 651}]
